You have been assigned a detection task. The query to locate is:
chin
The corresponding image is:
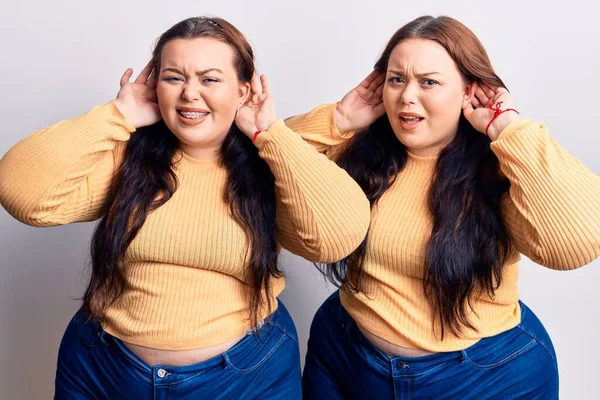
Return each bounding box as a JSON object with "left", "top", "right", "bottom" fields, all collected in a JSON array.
[
  {"left": 178, "top": 132, "right": 219, "bottom": 146},
  {"left": 392, "top": 130, "right": 422, "bottom": 146},
  {"left": 168, "top": 120, "right": 207, "bottom": 136}
]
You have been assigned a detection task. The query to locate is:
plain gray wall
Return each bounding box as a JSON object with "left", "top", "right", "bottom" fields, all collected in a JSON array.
[{"left": 1, "top": 0, "right": 598, "bottom": 398}]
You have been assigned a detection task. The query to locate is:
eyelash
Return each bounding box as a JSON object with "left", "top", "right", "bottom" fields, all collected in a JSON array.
[
  {"left": 163, "top": 77, "right": 220, "bottom": 83},
  {"left": 422, "top": 79, "right": 439, "bottom": 86},
  {"left": 387, "top": 77, "right": 440, "bottom": 86}
]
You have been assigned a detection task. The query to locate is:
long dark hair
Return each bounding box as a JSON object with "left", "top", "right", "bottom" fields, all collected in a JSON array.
[
  {"left": 324, "top": 16, "right": 513, "bottom": 338},
  {"left": 84, "top": 17, "right": 280, "bottom": 328}
]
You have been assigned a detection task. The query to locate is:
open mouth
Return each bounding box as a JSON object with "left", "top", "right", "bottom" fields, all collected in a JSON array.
[
  {"left": 176, "top": 108, "right": 210, "bottom": 126},
  {"left": 178, "top": 110, "right": 209, "bottom": 120},
  {"left": 399, "top": 115, "right": 424, "bottom": 124}
]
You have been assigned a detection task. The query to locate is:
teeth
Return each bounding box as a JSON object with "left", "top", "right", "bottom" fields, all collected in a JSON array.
[
  {"left": 400, "top": 116, "right": 421, "bottom": 124},
  {"left": 400, "top": 116, "right": 423, "bottom": 125},
  {"left": 179, "top": 111, "right": 209, "bottom": 119}
]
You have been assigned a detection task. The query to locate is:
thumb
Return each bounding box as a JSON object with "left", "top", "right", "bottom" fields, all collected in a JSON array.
[
  {"left": 120, "top": 68, "right": 133, "bottom": 88},
  {"left": 462, "top": 102, "right": 475, "bottom": 121}
]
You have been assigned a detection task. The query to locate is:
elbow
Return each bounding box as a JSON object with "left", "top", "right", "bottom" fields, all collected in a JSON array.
[
  {"left": 0, "top": 165, "right": 47, "bottom": 226},
  {"left": 306, "top": 201, "right": 371, "bottom": 264},
  {"left": 563, "top": 237, "right": 600, "bottom": 270},
  {"left": 1, "top": 201, "right": 57, "bottom": 227},
  {"left": 0, "top": 184, "right": 62, "bottom": 227},
  {"left": 532, "top": 234, "right": 600, "bottom": 271}
]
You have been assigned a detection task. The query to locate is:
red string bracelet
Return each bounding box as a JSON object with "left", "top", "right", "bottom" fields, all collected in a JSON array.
[
  {"left": 252, "top": 130, "right": 261, "bottom": 143},
  {"left": 485, "top": 101, "right": 519, "bottom": 137}
]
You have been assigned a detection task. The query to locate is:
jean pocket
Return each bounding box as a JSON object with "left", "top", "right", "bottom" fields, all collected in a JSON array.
[
  {"left": 461, "top": 327, "right": 538, "bottom": 370},
  {"left": 310, "top": 291, "right": 349, "bottom": 339},
  {"left": 72, "top": 308, "right": 108, "bottom": 348},
  {"left": 224, "top": 324, "right": 293, "bottom": 374}
]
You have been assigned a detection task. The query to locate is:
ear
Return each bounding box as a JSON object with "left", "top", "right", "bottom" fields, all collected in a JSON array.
[
  {"left": 462, "top": 82, "right": 476, "bottom": 109},
  {"left": 238, "top": 81, "right": 251, "bottom": 105}
]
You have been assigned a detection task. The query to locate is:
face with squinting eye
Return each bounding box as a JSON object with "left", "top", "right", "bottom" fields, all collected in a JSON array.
[
  {"left": 383, "top": 39, "right": 474, "bottom": 157},
  {"left": 156, "top": 37, "right": 250, "bottom": 159}
]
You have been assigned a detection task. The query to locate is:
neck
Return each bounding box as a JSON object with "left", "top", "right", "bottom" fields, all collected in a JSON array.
[{"left": 179, "top": 143, "right": 221, "bottom": 160}]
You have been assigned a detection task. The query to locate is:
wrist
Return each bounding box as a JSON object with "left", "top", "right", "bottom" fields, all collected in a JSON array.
[
  {"left": 257, "top": 118, "right": 277, "bottom": 133},
  {"left": 334, "top": 103, "right": 350, "bottom": 134},
  {"left": 488, "top": 110, "right": 522, "bottom": 141},
  {"left": 113, "top": 99, "right": 136, "bottom": 128}
]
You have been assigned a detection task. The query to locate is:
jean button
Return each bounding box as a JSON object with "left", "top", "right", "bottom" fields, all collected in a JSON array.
[
  {"left": 396, "top": 360, "right": 410, "bottom": 369},
  {"left": 157, "top": 368, "right": 167, "bottom": 378}
]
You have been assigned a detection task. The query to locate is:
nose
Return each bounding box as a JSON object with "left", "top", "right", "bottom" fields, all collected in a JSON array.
[
  {"left": 181, "top": 81, "right": 201, "bottom": 102},
  {"left": 400, "top": 81, "right": 418, "bottom": 105}
]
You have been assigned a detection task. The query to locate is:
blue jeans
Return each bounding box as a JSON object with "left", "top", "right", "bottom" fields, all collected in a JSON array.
[
  {"left": 303, "top": 291, "right": 559, "bottom": 399},
  {"left": 55, "top": 299, "right": 301, "bottom": 399}
]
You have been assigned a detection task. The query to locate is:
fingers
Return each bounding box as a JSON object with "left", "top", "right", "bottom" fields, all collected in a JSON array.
[
  {"left": 260, "top": 74, "right": 271, "bottom": 96},
  {"left": 481, "top": 83, "right": 496, "bottom": 100},
  {"left": 374, "top": 103, "right": 386, "bottom": 118},
  {"left": 359, "top": 70, "right": 379, "bottom": 88},
  {"left": 366, "top": 71, "right": 386, "bottom": 93},
  {"left": 475, "top": 84, "right": 491, "bottom": 107},
  {"left": 361, "top": 70, "right": 385, "bottom": 92},
  {"left": 478, "top": 82, "right": 510, "bottom": 105},
  {"left": 135, "top": 60, "right": 154, "bottom": 84},
  {"left": 120, "top": 68, "right": 134, "bottom": 88},
  {"left": 474, "top": 82, "right": 510, "bottom": 108},
  {"left": 250, "top": 72, "right": 262, "bottom": 103},
  {"left": 463, "top": 101, "right": 475, "bottom": 119},
  {"left": 248, "top": 73, "right": 272, "bottom": 105},
  {"left": 146, "top": 67, "right": 158, "bottom": 89},
  {"left": 145, "top": 86, "right": 158, "bottom": 103},
  {"left": 254, "top": 75, "right": 271, "bottom": 105},
  {"left": 374, "top": 80, "right": 384, "bottom": 99},
  {"left": 471, "top": 83, "right": 482, "bottom": 108}
]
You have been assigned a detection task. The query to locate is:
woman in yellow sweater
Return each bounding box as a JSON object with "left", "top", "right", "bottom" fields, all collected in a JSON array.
[
  {"left": 0, "top": 16, "right": 370, "bottom": 399},
  {"left": 286, "top": 15, "right": 600, "bottom": 399}
]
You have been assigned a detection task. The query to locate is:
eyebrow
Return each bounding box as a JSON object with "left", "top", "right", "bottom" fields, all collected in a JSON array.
[
  {"left": 388, "top": 69, "right": 442, "bottom": 77},
  {"left": 161, "top": 67, "right": 224, "bottom": 75}
]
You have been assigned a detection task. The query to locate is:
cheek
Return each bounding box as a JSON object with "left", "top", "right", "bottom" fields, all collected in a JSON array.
[
  {"left": 383, "top": 86, "right": 398, "bottom": 113},
  {"left": 156, "top": 84, "right": 177, "bottom": 110},
  {"left": 424, "top": 90, "right": 462, "bottom": 121},
  {"left": 204, "top": 87, "right": 239, "bottom": 114}
]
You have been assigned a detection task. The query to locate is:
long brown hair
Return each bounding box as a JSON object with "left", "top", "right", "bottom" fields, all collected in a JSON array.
[
  {"left": 85, "top": 17, "right": 280, "bottom": 328},
  {"left": 323, "top": 16, "right": 513, "bottom": 338}
]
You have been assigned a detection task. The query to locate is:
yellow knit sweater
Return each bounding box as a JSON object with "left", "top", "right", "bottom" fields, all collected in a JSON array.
[
  {"left": 0, "top": 102, "right": 371, "bottom": 350},
  {"left": 286, "top": 104, "right": 600, "bottom": 352}
]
